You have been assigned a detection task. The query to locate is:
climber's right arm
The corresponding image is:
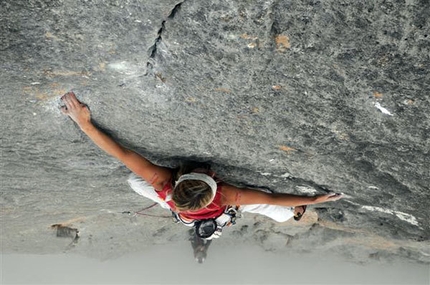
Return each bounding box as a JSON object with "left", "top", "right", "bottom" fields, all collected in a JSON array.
[{"left": 60, "top": 92, "right": 172, "bottom": 190}]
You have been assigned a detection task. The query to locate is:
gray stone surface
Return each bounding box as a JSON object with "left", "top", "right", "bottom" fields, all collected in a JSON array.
[{"left": 1, "top": 0, "right": 429, "bottom": 264}]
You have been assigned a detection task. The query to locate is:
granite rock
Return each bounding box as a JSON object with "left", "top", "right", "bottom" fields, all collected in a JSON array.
[{"left": 1, "top": 0, "right": 429, "bottom": 263}]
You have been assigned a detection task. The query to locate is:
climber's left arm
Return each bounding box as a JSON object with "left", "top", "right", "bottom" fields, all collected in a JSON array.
[{"left": 220, "top": 184, "right": 343, "bottom": 207}]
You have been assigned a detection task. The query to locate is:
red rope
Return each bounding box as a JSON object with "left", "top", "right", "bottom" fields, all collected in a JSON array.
[{"left": 134, "top": 203, "right": 172, "bottom": 218}]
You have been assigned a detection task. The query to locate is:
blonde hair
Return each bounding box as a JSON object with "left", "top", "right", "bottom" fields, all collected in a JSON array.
[{"left": 172, "top": 179, "right": 214, "bottom": 212}]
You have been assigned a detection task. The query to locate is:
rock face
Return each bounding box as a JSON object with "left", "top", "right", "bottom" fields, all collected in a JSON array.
[{"left": 1, "top": 0, "right": 429, "bottom": 263}]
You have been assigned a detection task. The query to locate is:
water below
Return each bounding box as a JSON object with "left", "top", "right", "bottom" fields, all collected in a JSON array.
[{"left": 1, "top": 242, "right": 429, "bottom": 284}]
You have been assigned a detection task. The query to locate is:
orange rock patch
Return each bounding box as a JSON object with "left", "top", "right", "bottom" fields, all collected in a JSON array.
[
  {"left": 275, "top": 35, "right": 291, "bottom": 51},
  {"left": 279, "top": 145, "right": 297, "bottom": 154},
  {"left": 373, "top": 91, "right": 383, "bottom": 98}
]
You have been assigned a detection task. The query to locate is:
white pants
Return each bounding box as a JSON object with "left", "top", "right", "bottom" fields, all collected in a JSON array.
[
  {"left": 127, "top": 173, "right": 294, "bottom": 222},
  {"left": 239, "top": 203, "right": 294, "bottom": 222}
]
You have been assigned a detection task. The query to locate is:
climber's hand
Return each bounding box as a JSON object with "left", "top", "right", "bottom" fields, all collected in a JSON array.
[
  {"left": 60, "top": 92, "right": 91, "bottom": 128},
  {"left": 315, "top": 193, "right": 343, "bottom": 203}
]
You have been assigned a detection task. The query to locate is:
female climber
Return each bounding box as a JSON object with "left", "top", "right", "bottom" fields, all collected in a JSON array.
[{"left": 60, "top": 92, "right": 343, "bottom": 239}]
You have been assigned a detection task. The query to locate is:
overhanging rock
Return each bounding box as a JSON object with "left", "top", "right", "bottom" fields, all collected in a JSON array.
[{"left": 1, "top": 0, "right": 429, "bottom": 262}]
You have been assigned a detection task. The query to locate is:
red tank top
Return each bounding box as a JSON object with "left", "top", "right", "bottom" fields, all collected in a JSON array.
[{"left": 157, "top": 183, "right": 227, "bottom": 221}]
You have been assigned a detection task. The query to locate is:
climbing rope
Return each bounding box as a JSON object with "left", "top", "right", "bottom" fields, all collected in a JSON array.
[{"left": 122, "top": 203, "right": 172, "bottom": 218}]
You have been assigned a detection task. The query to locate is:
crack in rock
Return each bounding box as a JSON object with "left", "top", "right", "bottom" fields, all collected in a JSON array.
[{"left": 146, "top": 1, "right": 184, "bottom": 74}]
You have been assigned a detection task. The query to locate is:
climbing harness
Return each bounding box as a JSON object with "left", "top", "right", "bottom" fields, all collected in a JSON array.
[{"left": 174, "top": 205, "right": 240, "bottom": 240}]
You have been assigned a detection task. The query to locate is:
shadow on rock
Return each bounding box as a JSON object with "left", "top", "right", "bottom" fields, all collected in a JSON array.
[{"left": 51, "top": 224, "right": 80, "bottom": 249}]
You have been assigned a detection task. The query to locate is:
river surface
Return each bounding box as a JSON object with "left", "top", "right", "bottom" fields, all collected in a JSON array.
[{"left": 2, "top": 242, "right": 429, "bottom": 284}]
